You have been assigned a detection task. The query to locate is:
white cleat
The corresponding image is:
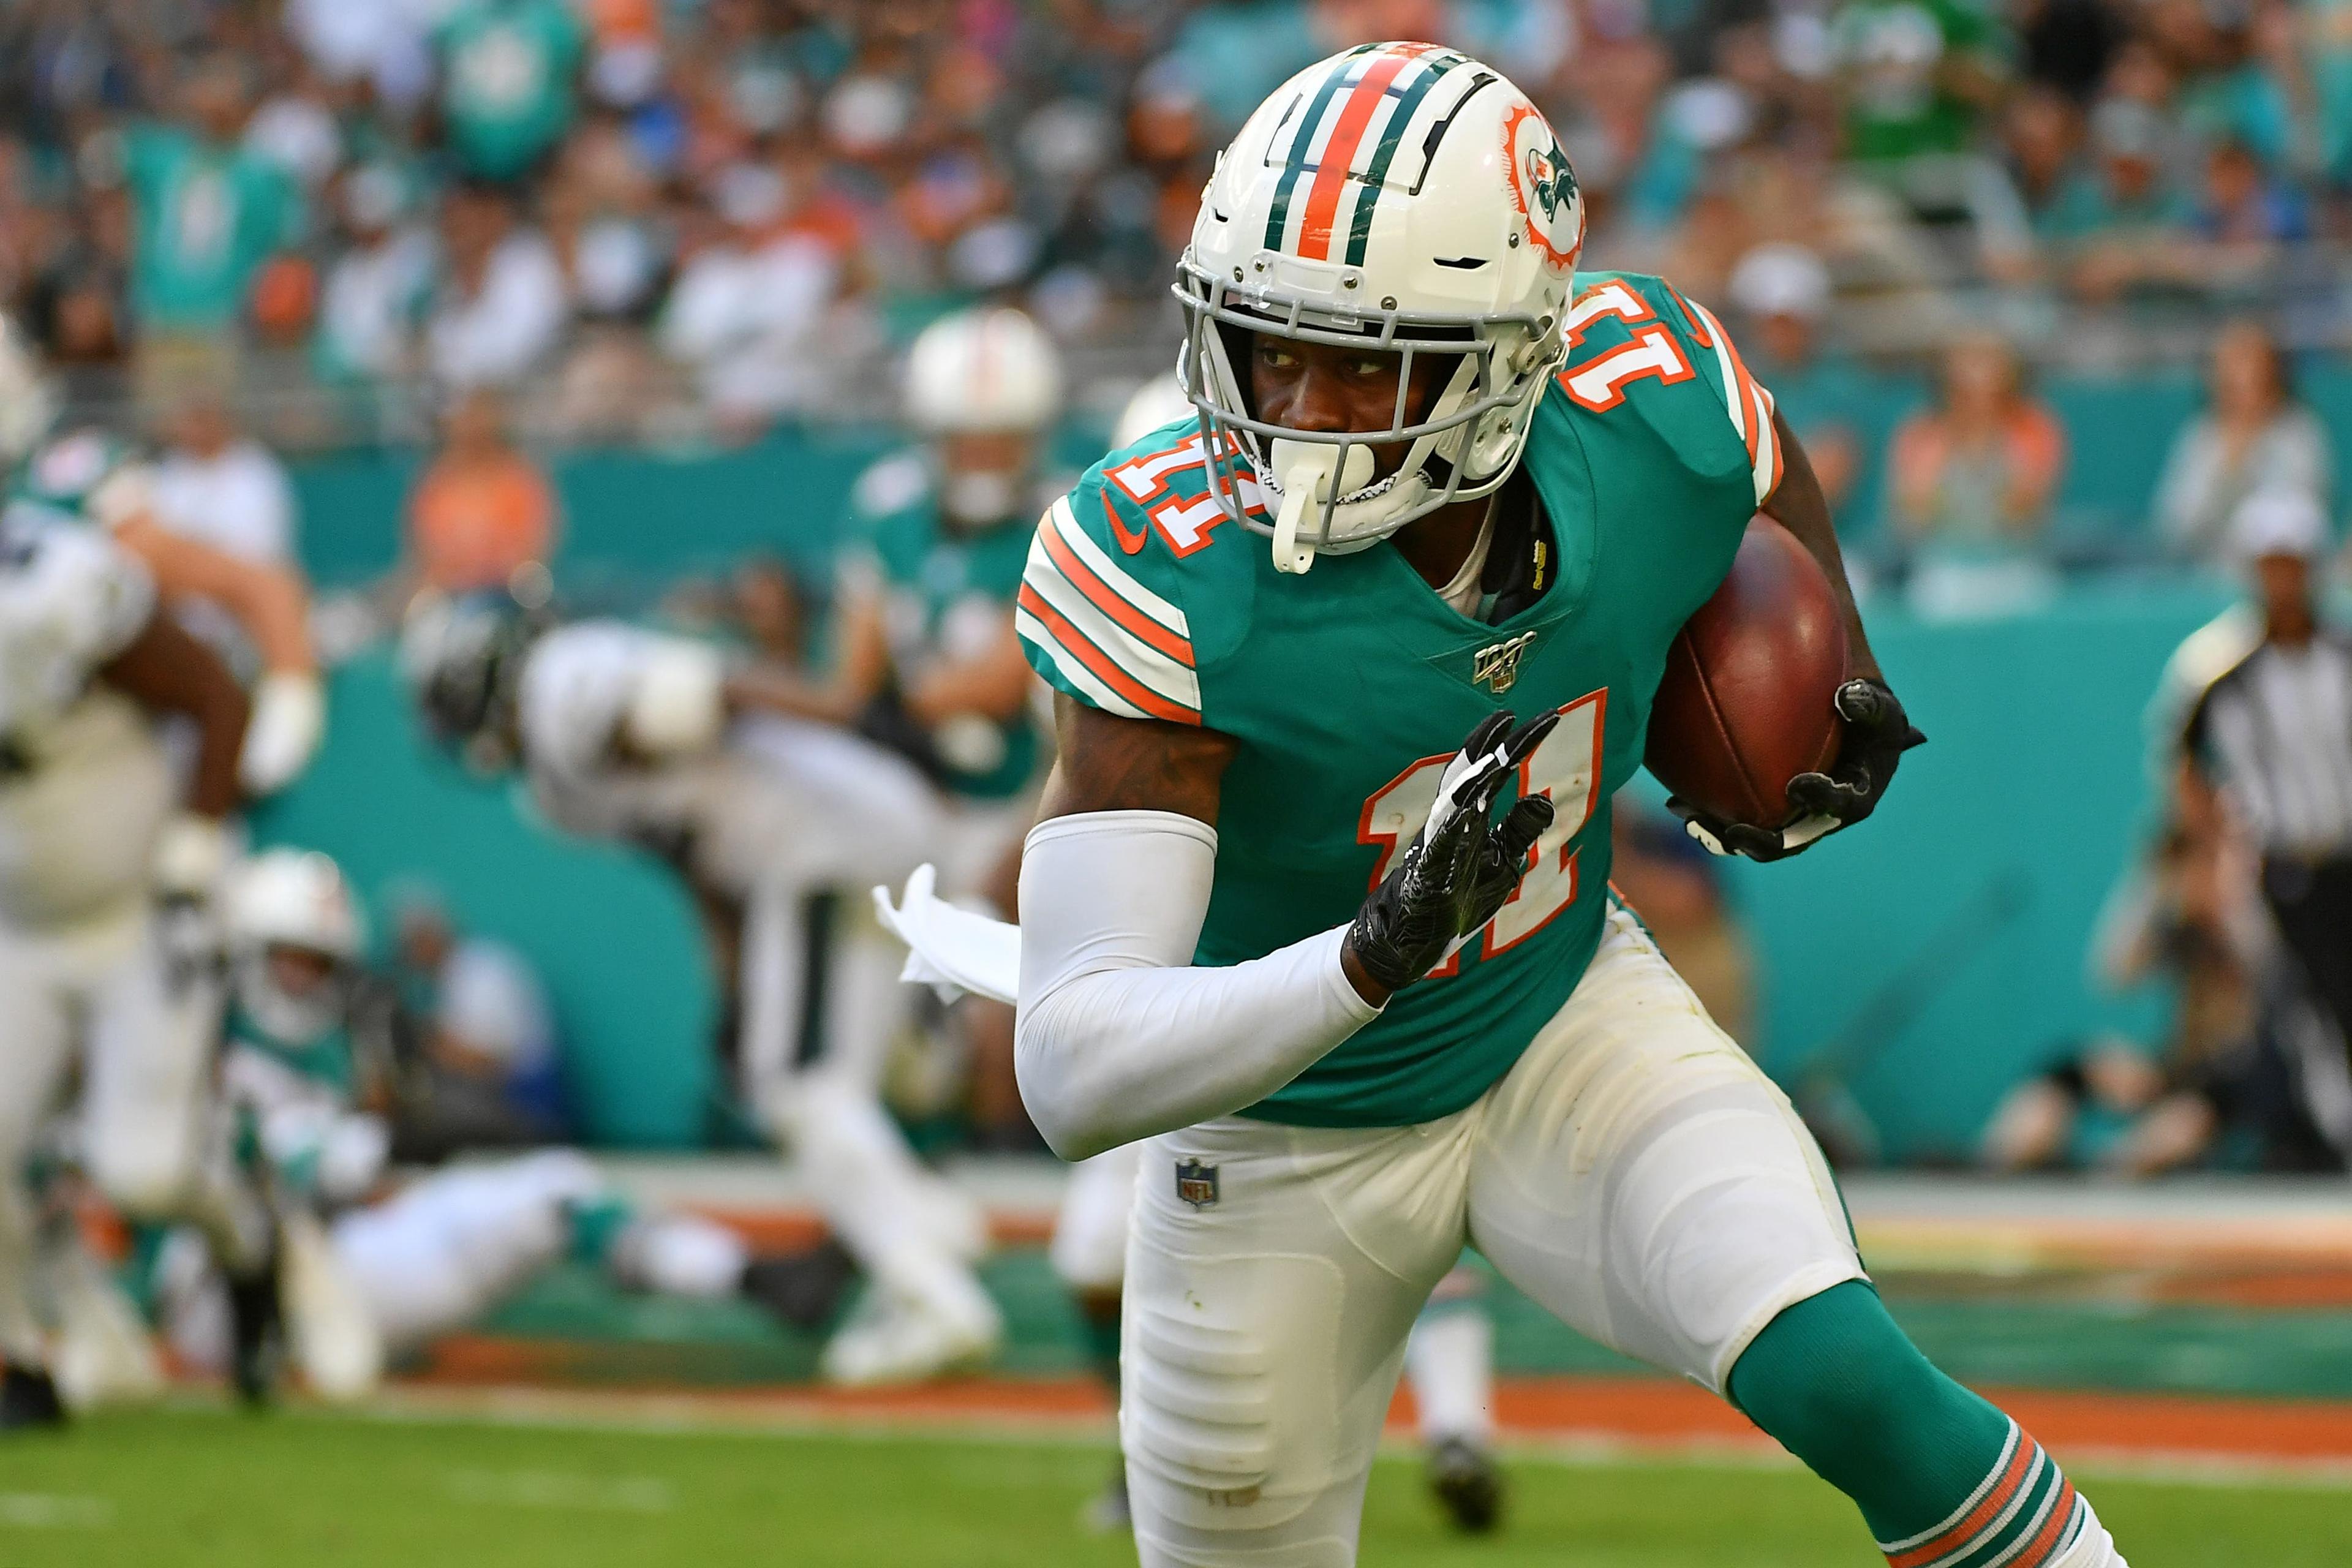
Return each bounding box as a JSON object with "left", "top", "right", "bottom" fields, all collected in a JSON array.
[
  {"left": 281, "top": 1210, "right": 383, "bottom": 1403},
  {"left": 914, "top": 1180, "right": 992, "bottom": 1265},
  {"left": 818, "top": 1293, "right": 1002, "bottom": 1388}
]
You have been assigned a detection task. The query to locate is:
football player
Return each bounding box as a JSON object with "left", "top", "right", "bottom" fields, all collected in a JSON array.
[
  {"left": 723, "top": 307, "right": 1065, "bottom": 1150},
  {"left": 1023, "top": 372, "right": 1508, "bottom": 1534},
  {"left": 402, "top": 598, "right": 1003, "bottom": 1384},
  {"left": 0, "top": 319, "right": 323, "bottom": 798},
  {"left": 998, "top": 43, "right": 2123, "bottom": 1568},
  {"left": 145, "top": 846, "right": 851, "bottom": 1390},
  {"left": 0, "top": 463, "right": 278, "bottom": 1428}
]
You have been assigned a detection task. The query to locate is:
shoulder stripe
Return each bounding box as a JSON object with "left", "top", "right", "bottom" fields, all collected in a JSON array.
[
  {"left": 1685, "top": 298, "right": 1782, "bottom": 505},
  {"left": 1047, "top": 496, "right": 1189, "bottom": 633},
  {"left": 1038, "top": 518, "right": 1196, "bottom": 669},
  {"left": 1014, "top": 605, "right": 1147, "bottom": 720},
  {"left": 1016, "top": 587, "right": 1201, "bottom": 726}
]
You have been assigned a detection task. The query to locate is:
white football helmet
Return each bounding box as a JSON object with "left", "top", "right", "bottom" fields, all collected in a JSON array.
[
  {"left": 227, "top": 848, "right": 366, "bottom": 1047},
  {"left": 1112, "top": 370, "right": 1197, "bottom": 451},
  {"left": 1175, "top": 42, "right": 1583, "bottom": 572},
  {"left": 904, "top": 307, "right": 1064, "bottom": 435}
]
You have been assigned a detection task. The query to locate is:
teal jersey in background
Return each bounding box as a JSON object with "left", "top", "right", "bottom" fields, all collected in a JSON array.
[
  {"left": 435, "top": 0, "right": 589, "bottom": 182},
  {"left": 121, "top": 123, "right": 301, "bottom": 331},
  {"left": 840, "top": 451, "right": 1045, "bottom": 801},
  {"left": 225, "top": 1008, "right": 360, "bottom": 1103},
  {"left": 1019, "top": 273, "right": 1772, "bottom": 1127},
  {"left": 4, "top": 429, "right": 149, "bottom": 532}
]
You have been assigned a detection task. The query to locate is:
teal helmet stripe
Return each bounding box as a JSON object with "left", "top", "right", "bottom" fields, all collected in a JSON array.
[
  {"left": 1261, "top": 43, "right": 1382, "bottom": 254},
  {"left": 1339, "top": 50, "right": 1472, "bottom": 268}
]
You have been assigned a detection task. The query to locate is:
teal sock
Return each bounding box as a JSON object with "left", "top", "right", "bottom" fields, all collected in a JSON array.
[{"left": 1729, "top": 1282, "right": 2089, "bottom": 1567}]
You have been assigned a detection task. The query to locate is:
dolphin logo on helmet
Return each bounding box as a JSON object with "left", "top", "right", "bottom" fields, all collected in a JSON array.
[{"left": 1174, "top": 42, "right": 1582, "bottom": 573}]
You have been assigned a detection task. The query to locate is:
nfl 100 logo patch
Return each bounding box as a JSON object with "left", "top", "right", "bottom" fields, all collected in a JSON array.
[{"left": 1174, "top": 1158, "right": 1220, "bottom": 1209}]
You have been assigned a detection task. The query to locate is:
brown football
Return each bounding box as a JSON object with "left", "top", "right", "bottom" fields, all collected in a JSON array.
[{"left": 1646, "top": 518, "right": 1847, "bottom": 827}]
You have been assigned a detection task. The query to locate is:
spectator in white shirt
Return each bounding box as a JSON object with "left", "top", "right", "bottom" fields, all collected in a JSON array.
[
  {"left": 426, "top": 182, "right": 570, "bottom": 391},
  {"left": 2153, "top": 323, "right": 2333, "bottom": 565},
  {"left": 657, "top": 165, "right": 845, "bottom": 429},
  {"left": 152, "top": 392, "right": 299, "bottom": 567},
  {"left": 315, "top": 162, "right": 435, "bottom": 385}
]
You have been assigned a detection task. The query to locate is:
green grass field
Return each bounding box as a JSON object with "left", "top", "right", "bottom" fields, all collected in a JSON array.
[{"left": 2, "top": 1406, "right": 2347, "bottom": 1567}]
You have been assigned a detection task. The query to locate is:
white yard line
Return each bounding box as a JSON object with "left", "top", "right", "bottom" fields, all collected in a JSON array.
[{"left": 0, "top": 1494, "right": 115, "bottom": 1529}]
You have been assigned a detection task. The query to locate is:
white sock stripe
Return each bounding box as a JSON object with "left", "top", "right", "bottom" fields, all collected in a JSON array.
[
  {"left": 2052, "top": 1494, "right": 2088, "bottom": 1561},
  {"left": 1877, "top": 1423, "right": 2024, "bottom": 1554},
  {"left": 1977, "top": 1467, "right": 2068, "bottom": 1568},
  {"left": 1899, "top": 1446, "right": 2048, "bottom": 1568}
]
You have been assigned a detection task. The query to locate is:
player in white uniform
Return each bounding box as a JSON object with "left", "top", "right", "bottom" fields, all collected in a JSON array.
[
  {"left": 147, "top": 848, "right": 821, "bottom": 1395},
  {"left": 0, "top": 320, "right": 323, "bottom": 799},
  {"left": 402, "top": 600, "right": 1003, "bottom": 1384},
  {"left": 0, "top": 488, "right": 276, "bottom": 1429}
]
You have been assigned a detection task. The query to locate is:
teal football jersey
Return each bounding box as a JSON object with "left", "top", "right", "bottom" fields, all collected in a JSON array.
[
  {"left": 1018, "top": 273, "right": 1782, "bottom": 1127},
  {"left": 4, "top": 429, "right": 149, "bottom": 533},
  {"left": 842, "top": 452, "right": 1046, "bottom": 801}
]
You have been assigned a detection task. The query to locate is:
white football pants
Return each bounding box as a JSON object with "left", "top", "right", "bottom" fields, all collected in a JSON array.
[
  {"left": 1121, "top": 903, "right": 1863, "bottom": 1568},
  {"left": 1050, "top": 1122, "right": 1499, "bottom": 1449},
  {"left": 734, "top": 771, "right": 993, "bottom": 1333},
  {"left": 331, "top": 1152, "right": 605, "bottom": 1349},
  {"left": 0, "top": 902, "right": 266, "bottom": 1366}
]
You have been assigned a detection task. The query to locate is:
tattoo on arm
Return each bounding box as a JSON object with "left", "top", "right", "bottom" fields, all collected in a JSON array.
[
  {"left": 1762, "top": 408, "right": 1882, "bottom": 682},
  {"left": 1035, "top": 694, "right": 1238, "bottom": 827}
]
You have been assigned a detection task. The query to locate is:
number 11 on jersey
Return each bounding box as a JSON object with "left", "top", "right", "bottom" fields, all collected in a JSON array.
[{"left": 1357, "top": 690, "right": 1608, "bottom": 973}]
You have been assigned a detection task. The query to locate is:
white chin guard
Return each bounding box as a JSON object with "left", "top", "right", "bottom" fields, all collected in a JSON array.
[{"left": 1267, "top": 440, "right": 1376, "bottom": 575}]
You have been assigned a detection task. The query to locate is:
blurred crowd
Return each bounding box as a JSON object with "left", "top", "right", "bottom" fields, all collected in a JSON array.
[{"left": 13, "top": 0, "right": 2352, "bottom": 454}]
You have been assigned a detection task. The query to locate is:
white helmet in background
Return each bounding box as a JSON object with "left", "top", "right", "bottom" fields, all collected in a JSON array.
[
  {"left": 0, "top": 314, "right": 59, "bottom": 469},
  {"left": 1112, "top": 370, "right": 1197, "bottom": 451},
  {"left": 904, "top": 307, "right": 1064, "bottom": 435},
  {"left": 1175, "top": 42, "right": 1583, "bottom": 572},
  {"left": 227, "top": 849, "right": 366, "bottom": 1046}
]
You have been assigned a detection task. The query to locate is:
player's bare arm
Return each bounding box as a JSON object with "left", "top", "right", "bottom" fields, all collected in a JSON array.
[
  {"left": 115, "top": 515, "right": 314, "bottom": 674},
  {"left": 725, "top": 574, "right": 1027, "bottom": 730},
  {"left": 100, "top": 604, "right": 249, "bottom": 820},
  {"left": 899, "top": 619, "right": 1033, "bottom": 726},
  {"left": 1668, "top": 409, "right": 1929, "bottom": 862},
  {"left": 722, "top": 589, "right": 888, "bottom": 726},
  {"left": 1035, "top": 697, "right": 1235, "bottom": 825},
  {"left": 1762, "top": 409, "right": 1879, "bottom": 684}
]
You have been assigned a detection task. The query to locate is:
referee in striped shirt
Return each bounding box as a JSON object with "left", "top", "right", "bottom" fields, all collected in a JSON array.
[{"left": 2182, "top": 489, "right": 2352, "bottom": 1053}]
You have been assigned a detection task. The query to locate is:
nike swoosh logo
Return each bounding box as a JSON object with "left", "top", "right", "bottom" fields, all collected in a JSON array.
[{"left": 1102, "top": 495, "right": 1150, "bottom": 556}]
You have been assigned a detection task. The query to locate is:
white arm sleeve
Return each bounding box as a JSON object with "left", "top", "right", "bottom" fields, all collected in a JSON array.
[{"left": 1014, "top": 810, "right": 1383, "bottom": 1161}]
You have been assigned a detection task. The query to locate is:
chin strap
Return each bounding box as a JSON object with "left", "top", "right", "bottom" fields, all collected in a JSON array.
[{"left": 1267, "top": 440, "right": 1374, "bottom": 575}]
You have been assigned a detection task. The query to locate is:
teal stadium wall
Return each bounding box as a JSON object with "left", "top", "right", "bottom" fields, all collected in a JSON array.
[{"left": 268, "top": 404, "right": 2257, "bottom": 1156}]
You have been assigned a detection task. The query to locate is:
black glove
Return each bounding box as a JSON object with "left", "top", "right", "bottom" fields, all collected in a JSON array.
[
  {"left": 154, "top": 892, "right": 226, "bottom": 1000},
  {"left": 1668, "top": 677, "right": 1926, "bottom": 862},
  {"left": 1346, "top": 712, "right": 1559, "bottom": 993}
]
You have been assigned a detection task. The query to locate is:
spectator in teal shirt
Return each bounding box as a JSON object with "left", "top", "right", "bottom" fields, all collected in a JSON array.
[
  {"left": 2041, "top": 99, "right": 2199, "bottom": 303},
  {"left": 434, "top": 0, "right": 590, "bottom": 185},
  {"left": 122, "top": 55, "right": 304, "bottom": 336}
]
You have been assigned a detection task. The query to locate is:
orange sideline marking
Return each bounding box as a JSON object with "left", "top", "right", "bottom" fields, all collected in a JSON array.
[{"left": 398, "top": 1354, "right": 2352, "bottom": 1464}]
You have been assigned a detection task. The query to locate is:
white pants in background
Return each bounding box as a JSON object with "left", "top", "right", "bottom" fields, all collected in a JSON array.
[
  {"left": 722, "top": 722, "right": 993, "bottom": 1332},
  {"left": 0, "top": 900, "right": 263, "bottom": 1365},
  {"left": 330, "top": 1152, "right": 605, "bottom": 1350},
  {"left": 1120, "top": 905, "right": 1863, "bottom": 1568}
]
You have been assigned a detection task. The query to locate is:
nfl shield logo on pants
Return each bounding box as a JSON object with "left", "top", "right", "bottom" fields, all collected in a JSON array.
[{"left": 1174, "top": 1159, "right": 1220, "bottom": 1209}]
